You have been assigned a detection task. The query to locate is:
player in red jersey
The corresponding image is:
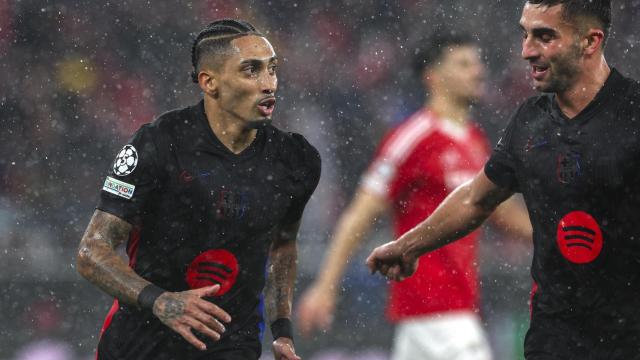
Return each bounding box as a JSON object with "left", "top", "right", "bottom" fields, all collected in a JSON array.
[{"left": 297, "top": 31, "right": 531, "bottom": 360}]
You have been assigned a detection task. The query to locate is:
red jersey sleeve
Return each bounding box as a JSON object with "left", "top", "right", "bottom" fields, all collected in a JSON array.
[{"left": 361, "top": 115, "right": 435, "bottom": 200}]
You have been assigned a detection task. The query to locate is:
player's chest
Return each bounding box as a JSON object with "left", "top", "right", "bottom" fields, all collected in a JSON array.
[
  {"left": 167, "top": 154, "right": 293, "bottom": 227},
  {"left": 515, "top": 117, "right": 640, "bottom": 194}
]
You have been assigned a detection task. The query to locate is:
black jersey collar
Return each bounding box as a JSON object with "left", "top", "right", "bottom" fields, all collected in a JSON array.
[
  {"left": 549, "top": 68, "right": 626, "bottom": 125},
  {"left": 192, "top": 99, "right": 265, "bottom": 161}
]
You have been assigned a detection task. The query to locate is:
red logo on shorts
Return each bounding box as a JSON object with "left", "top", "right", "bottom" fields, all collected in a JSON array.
[
  {"left": 185, "top": 249, "right": 239, "bottom": 296},
  {"left": 556, "top": 211, "right": 603, "bottom": 264}
]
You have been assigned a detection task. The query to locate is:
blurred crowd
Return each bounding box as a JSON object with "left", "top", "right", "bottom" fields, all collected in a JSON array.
[{"left": 1, "top": 0, "right": 640, "bottom": 359}]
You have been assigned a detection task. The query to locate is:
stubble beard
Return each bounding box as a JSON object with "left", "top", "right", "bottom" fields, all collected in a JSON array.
[{"left": 536, "top": 41, "right": 583, "bottom": 94}]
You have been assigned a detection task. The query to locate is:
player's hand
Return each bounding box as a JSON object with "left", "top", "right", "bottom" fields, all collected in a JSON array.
[
  {"left": 272, "top": 337, "right": 301, "bottom": 360},
  {"left": 152, "top": 284, "right": 231, "bottom": 351},
  {"left": 296, "top": 283, "right": 336, "bottom": 337},
  {"left": 366, "top": 241, "right": 418, "bottom": 281}
]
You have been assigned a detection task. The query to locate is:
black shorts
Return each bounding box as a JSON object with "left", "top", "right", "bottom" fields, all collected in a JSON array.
[
  {"left": 525, "top": 308, "right": 640, "bottom": 360},
  {"left": 97, "top": 322, "right": 261, "bottom": 360}
]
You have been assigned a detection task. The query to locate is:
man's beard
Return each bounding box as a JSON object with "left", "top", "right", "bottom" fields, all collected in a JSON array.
[{"left": 537, "top": 42, "right": 583, "bottom": 93}]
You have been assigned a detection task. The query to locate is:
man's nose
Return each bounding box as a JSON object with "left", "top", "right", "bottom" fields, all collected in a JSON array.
[
  {"left": 261, "top": 74, "right": 277, "bottom": 94},
  {"left": 521, "top": 37, "right": 539, "bottom": 60}
]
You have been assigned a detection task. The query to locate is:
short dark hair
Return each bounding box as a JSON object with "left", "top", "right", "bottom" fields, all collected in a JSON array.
[
  {"left": 190, "top": 19, "right": 263, "bottom": 83},
  {"left": 526, "top": 0, "right": 611, "bottom": 46},
  {"left": 411, "top": 30, "right": 476, "bottom": 76}
]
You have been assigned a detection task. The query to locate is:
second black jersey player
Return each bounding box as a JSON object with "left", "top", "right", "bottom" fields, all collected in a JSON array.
[{"left": 366, "top": 1, "right": 640, "bottom": 359}]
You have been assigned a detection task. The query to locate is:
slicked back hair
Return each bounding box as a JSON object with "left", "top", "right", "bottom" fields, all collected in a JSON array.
[
  {"left": 190, "top": 19, "right": 263, "bottom": 83},
  {"left": 526, "top": 0, "right": 611, "bottom": 47},
  {"left": 412, "top": 30, "right": 476, "bottom": 76}
]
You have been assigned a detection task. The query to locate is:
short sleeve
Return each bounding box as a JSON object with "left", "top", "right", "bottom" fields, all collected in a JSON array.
[
  {"left": 484, "top": 106, "right": 522, "bottom": 192},
  {"left": 281, "top": 135, "right": 322, "bottom": 225},
  {"left": 97, "top": 124, "right": 164, "bottom": 224},
  {"left": 360, "top": 129, "right": 423, "bottom": 201}
]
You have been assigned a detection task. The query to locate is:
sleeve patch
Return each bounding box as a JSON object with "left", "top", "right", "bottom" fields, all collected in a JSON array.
[
  {"left": 113, "top": 145, "right": 139, "bottom": 176},
  {"left": 103, "top": 176, "right": 136, "bottom": 199}
]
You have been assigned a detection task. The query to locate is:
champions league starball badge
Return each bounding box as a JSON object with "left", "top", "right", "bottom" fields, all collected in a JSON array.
[{"left": 113, "top": 145, "right": 139, "bottom": 176}]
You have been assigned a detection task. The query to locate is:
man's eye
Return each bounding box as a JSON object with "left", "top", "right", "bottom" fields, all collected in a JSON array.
[
  {"left": 243, "top": 66, "right": 257, "bottom": 74},
  {"left": 541, "top": 34, "right": 553, "bottom": 42}
]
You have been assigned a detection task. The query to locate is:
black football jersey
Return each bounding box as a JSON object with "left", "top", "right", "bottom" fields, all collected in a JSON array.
[
  {"left": 486, "top": 69, "right": 640, "bottom": 326},
  {"left": 95, "top": 100, "right": 321, "bottom": 359}
]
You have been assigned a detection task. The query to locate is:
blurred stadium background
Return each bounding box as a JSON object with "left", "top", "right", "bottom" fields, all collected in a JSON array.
[{"left": 1, "top": 0, "right": 639, "bottom": 359}]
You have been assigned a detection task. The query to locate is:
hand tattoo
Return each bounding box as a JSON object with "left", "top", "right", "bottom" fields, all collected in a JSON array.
[{"left": 156, "top": 294, "right": 186, "bottom": 323}]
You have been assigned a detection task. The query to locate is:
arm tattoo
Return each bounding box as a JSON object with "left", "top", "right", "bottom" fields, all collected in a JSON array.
[
  {"left": 265, "top": 224, "right": 298, "bottom": 323},
  {"left": 77, "top": 210, "right": 151, "bottom": 305}
]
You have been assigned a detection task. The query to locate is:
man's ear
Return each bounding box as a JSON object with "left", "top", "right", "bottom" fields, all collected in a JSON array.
[
  {"left": 584, "top": 28, "right": 605, "bottom": 55},
  {"left": 198, "top": 70, "right": 218, "bottom": 98}
]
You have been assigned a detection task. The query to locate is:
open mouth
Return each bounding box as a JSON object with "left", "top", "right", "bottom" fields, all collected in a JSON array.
[
  {"left": 257, "top": 97, "right": 276, "bottom": 116},
  {"left": 531, "top": 64, "right": 549, "bottom": 80}
]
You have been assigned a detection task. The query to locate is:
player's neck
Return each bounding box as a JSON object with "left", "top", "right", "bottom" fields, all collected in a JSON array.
[
  {"left": 203, "top": 99, "right": 257, "bottom": 154},
  {"left": 426, "top": 93, "right": 470, "bottom": 125},
  {"left": 555, "top": 57, "right": 610, "bottom": 119}
]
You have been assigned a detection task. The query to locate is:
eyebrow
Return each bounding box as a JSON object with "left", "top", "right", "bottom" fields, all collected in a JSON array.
[
  {"left": 520, "top": 24, "right": 557, "bottom": 35},
  {"left": 239, "top": 56, "right": 278, "bottom": 65}
]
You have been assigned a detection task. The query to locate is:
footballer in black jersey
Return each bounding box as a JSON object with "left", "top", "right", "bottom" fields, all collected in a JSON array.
[
  {"left": 367, "top": 1, "right": 640, "bottom": 359},
  {"left": 78, "top": 20, "right": 319, "bottom": 360}
]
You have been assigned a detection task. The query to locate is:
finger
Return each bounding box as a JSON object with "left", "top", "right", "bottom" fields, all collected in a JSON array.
[
  {"left": 380, "top": 264, "right": 390, "bottom": 277},
  {"left": 176, "top": 326, "right": 208, "bottom": 351},
  {"left": 192, "top": 309, "right": 226, "bottom": 334},
  {"left": 276, "top": 343, "right": 301, "bottom": 360},
  {"left": 365, "top": 252, "right": 378, "bottom": 274},
  {"left": 391, "top": 265, "right": 404, "bottom": 280},
  {"left": 184, "top": 317, "right": 221, "bottom": 342},
  {"left": 192, "top": 284, "right": 221, "bottom": 298},
  {"left": 283, "top": 347, "right": 302, "bottom": 360},
  {"left": 196, "top": 299, "right": 232, "bottom": 323}
]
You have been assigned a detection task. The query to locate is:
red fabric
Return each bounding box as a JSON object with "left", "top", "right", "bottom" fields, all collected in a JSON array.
[
  {"left": 361, "top": 108, "right": 490, "bottom": 321},
  {"left": 529, "top": 281, "right": 538, "bottom": 319},
  {"left": 96, "top": 299, "right": 120, "bottom": 359},
  {"left": 126, "top": 227, "right": 141, "bottom": 268}
]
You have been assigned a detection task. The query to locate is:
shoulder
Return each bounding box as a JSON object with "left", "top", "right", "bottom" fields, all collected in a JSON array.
[
  {"left": 265, "top": 126, "right": 321, "bottom": 176},
  {"left": 148, "top": 104, "right": 197, "bottom": 136},
  {"left": 130, "top": 103, "right": 200, "bottom": 153},
  {"left": 376, "top": 110, "right": 436, "bottom": 158},
  {"left": 624, "top": 77, "right": 640, "bottom": 101},
  {"left": 517, "top": 95, "right": 550, "bottom": 117}
]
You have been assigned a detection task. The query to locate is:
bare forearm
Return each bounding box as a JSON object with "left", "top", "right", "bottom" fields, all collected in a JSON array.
[
  {"left": 399, "top": 173, "right": 511, "bottom": 259},
  {"left": 316, "top": 193, "right": 386, "bottom": 289},
  {"left": 77, "top": 210, "right": 151, "bottom": 305},
  {"left": 265, "top": 241, "right": 297, "bottom": 322},
  {"left": 489, "top": 195, "right": 532, "bottom": 240}
]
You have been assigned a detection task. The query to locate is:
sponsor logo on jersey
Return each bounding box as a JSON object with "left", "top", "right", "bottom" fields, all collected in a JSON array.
[
  {"left": 556, "top": 211, "right": 603, "bottom": 264},
  {"left": 113, "top": 145, "right": 138, "bottom": 176},
  {"left": 185, "top": 249, "right": 239, "bottom": 296},
  {"left": 102, "top": 176, "right": 135, "bottom": 199}
]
